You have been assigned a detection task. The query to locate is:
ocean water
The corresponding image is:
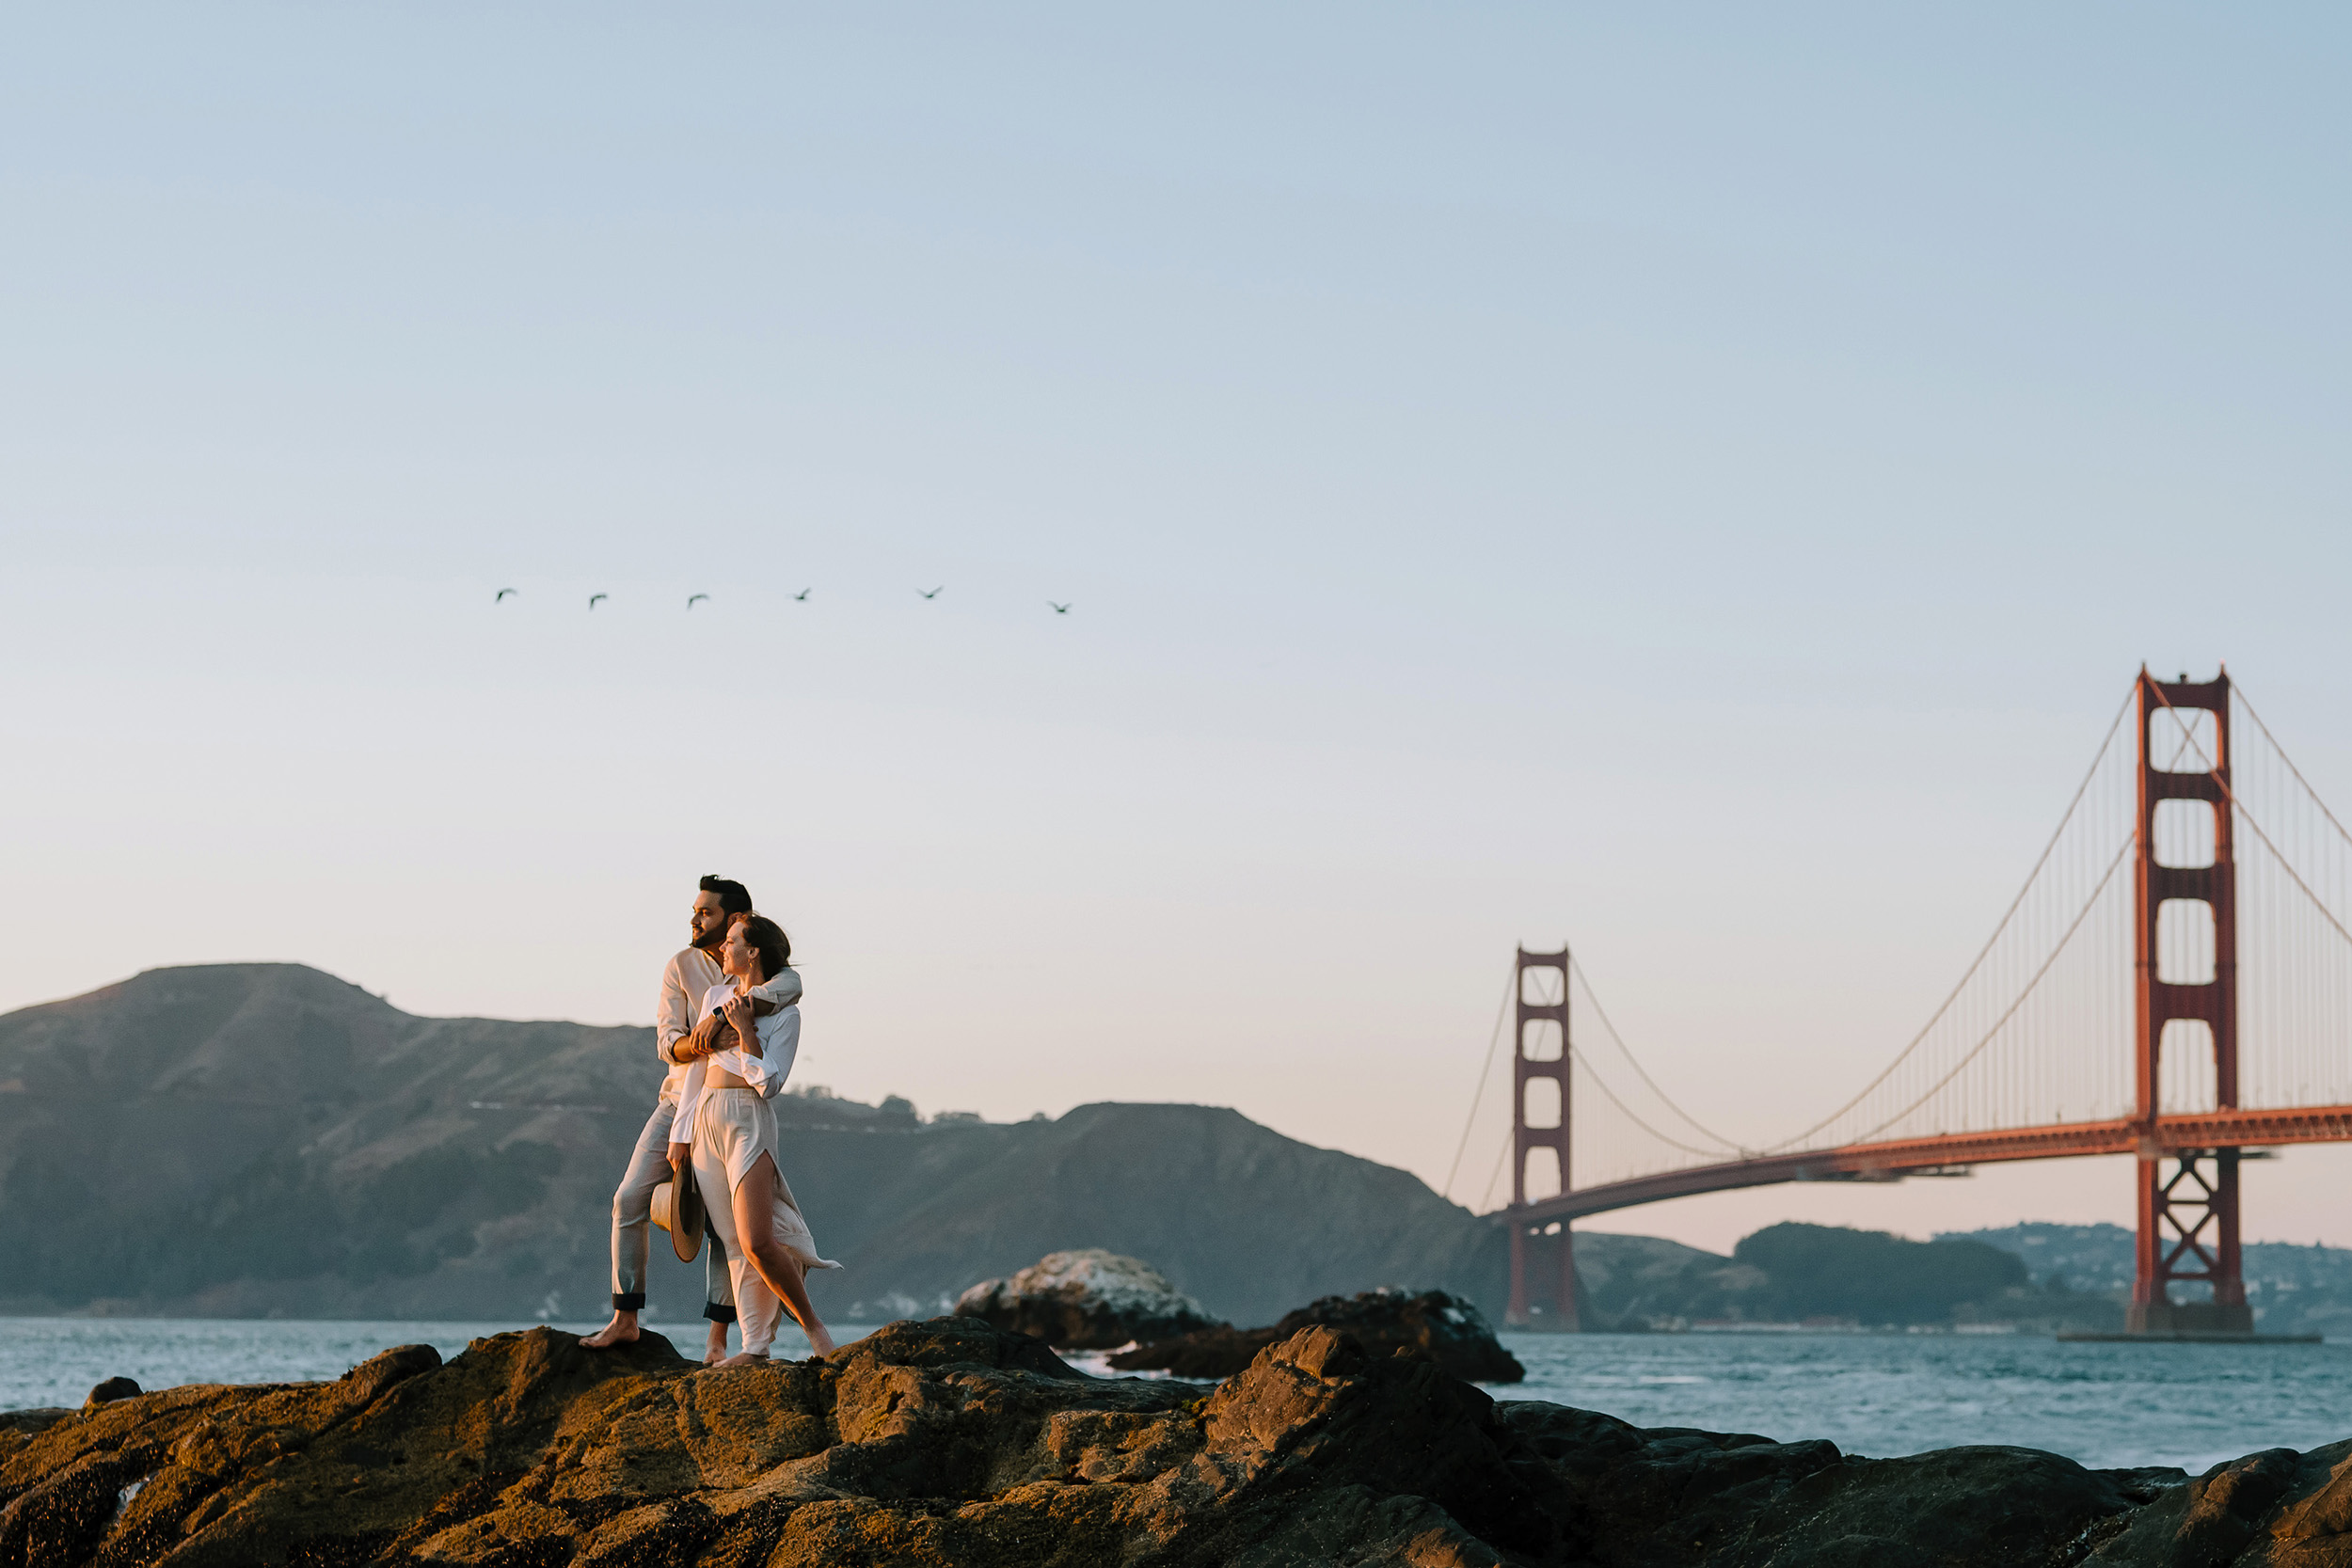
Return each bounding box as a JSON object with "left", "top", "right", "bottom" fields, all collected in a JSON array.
[
  {"left": 1499, "top": 1331, "right": 2352, "bottom": 1474},
  {"left": 7, "top": 1321, "right": 2345, "bottom": 1477}
]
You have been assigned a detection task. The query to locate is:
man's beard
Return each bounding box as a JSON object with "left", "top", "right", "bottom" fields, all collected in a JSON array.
[{"left": 693, "top": 923, "right": 725, "bottom": 952}]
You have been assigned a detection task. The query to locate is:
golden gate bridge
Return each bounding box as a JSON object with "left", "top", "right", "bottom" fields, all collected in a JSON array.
[{"left": 1460, "top": 668, "right": 2352, "bottom": 1338}]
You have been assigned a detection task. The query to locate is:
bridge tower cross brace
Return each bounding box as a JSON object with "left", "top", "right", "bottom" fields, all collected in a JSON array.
[
  {"left": 2130, "top": 669, "right": 2252, "bottom": 1334},
  {"left": 1506, "top": 946, "right": 1579, "bottom": 1330}
]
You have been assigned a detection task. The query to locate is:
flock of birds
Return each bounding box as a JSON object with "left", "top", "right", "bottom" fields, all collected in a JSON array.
[{"left": 492, "top": 586, "right": 1072, "bottom": 614}]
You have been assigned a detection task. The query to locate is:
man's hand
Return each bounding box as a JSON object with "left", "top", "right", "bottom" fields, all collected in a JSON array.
[
  {"left": 684, "top": 1013, "right": 730, "bottom": 1058},
  {"left": 669, "top": 1143, "right": 692, "bottom": 1177}
]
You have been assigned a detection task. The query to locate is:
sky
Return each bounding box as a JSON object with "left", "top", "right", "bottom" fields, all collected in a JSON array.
[{"left": 5, "top": 4, "right": 2350, "bottom": 1255}]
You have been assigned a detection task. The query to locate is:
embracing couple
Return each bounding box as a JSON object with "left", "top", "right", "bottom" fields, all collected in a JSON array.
[{"left": 581, "top": 875, "right": 839, "bottom": 1367}]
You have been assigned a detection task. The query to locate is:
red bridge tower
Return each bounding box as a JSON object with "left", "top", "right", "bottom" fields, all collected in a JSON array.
[
  {"left": 1505, "top": 946, "right": 1579, "bottom": 1329},
  {"left": 2131, "top": 669, "right": 2253, "bottom": 1334}
]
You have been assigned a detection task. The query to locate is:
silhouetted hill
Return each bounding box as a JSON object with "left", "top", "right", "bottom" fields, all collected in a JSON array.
[
  {"left": 1733, "top": 1224, "right": 2026, "bottom": 1324},
  {"left": 0, "top": 964, "right": 1525, "bottom": 1324}
]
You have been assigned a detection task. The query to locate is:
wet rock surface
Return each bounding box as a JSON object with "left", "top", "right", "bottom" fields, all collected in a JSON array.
[
  {"left": 1110, "top": 1286, "right": 1526, "bottom": 1384},
  {"left": 953, "top": 1249, "right": 1224, "bottom": 1350},
  {"left": 3, "top": 1314, "right": 2343, "bottom": 1567}
]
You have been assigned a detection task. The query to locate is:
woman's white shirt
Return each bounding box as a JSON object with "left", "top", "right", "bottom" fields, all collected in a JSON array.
[{"left": 675, "top": 982, "right": 801, "bottom": 1128}]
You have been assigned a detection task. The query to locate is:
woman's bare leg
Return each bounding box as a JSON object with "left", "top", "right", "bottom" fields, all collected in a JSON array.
[{"left": 727, "top": 1153, "right": 836, "bottom": 1357}]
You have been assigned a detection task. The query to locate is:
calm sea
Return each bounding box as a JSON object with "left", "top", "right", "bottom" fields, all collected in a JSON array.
[{"left": 7, "top": 1320, "right": 2345, "bottom": 1475}]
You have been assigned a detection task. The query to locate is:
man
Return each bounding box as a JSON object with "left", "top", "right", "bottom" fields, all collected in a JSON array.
[{"left": 581, "top": 874, "right": 803, "bottom": 1360}]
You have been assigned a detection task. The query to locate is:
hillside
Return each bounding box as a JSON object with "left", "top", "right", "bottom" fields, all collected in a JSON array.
[
  {"left": 0, "top": 964, "right": 1527, "bottom": 1324},
  {"left": 1947, "top": 1222, "right": 2352, "bottom": 1338}
]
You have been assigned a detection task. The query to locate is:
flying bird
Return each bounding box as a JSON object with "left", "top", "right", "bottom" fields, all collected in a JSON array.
[
  {"left": 495, "top": 588, "right": 517, "bottom": 603},
  {"left": 792, "top": 588, "right": 811, "bottom": 601},
  {"left": 687, "top": 594, "right": 709, "bottom": 610},
  {"left": 918, "top": 586, "right": 944, "bottom": 599},
  {"left": 588, "top": 594, "right": 607, "bottom": 610},
  {"left": 1048, "top": 601, "right": 1071, "bottom": 614}
]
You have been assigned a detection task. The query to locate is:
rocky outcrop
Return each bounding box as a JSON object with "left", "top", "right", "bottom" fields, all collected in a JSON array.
[
  {"left": 954, "top": 1248, "right": 1224, "bottom": 1349},
  {"left": 2083, "top": 1441, "right": 2352, "bottom": 1564},
  {"left": 4, "top": 1313, "right": 2290, "bottom": 1568},
  {"left": 1111, "top": 1286, "right": 1525, "bottom": 1383}
]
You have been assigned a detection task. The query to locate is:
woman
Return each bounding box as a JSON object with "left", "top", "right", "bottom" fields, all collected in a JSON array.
[{"left": 675, "top": 911, "right": 840, "bottom": 1364}]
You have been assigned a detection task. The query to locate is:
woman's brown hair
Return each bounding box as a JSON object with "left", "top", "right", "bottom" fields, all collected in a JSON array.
[{"left": 731, "top": 911, "right": 791, "bottom": 983}]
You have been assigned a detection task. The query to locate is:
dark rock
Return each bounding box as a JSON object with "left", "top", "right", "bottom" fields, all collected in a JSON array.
[
  {"left": 10, "top": 1313, "right": 2348, "bottom": 1568},
  {"left": 1111, "top": 1285, "right": 1525, "bottom": 1382},
  {"left": 1720, "top": 1443, "right": 2166, "bottom": 1568},
  {"left": 1108, "top": 1323, "right": 1286, "bottom": 1378},
  {"left": 337, "top": 1342, "right": 441, "bottom": 1405},
  {"left": 83, "top": 1377, "right": 140, "bottom": 1407},
  {"left": 2087, "top": 1441, "right": 2342, "bottom": 1565},
  {"left": 1500, "top": 1402, "right": 2182, "bottom": 1568},
  {"left": 953, "top": 1248, "right": 1225, "bottom": 1349},
  {"left": 1190, "top": 1323, "right": 1573, "bottom": 1560}
]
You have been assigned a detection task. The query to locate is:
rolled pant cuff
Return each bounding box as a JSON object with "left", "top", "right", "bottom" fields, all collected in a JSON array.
[
  {"left": 612, "top": 1292, "right": 647, "bottom": 1312},
  {"left": 704, "top": 1303, "right": 739, "bottom": 1324}
]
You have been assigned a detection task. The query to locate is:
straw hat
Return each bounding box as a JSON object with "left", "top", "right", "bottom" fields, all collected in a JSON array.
[{"left": 649, "top": 1171, "right": 706, "bottom": 1263}]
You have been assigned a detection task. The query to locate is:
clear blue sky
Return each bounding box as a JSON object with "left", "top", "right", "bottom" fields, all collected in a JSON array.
[{"left": 6, "top": 4, "right": 2349, "bottom": 1251}]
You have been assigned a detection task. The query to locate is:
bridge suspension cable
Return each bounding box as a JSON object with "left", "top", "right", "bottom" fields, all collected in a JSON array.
[
  {"left": 1439, "top": 963, "right": 1517, "bottom": 1202},
  {"left": 1568, "top": 958, "right": 1744, "bottom": 1155},
  {"left": 1760, "top": 685, "right": 2136, "bottom": 1152},
  {"left": 2151, "top": 679, "right": 2352, "bottom": 1116},
  {"left": 1827, "top": 831, "right": 2133, "bottom": 1148},
  {"left": 2236, "top": 685, "right": 2352, "bottom": 858},
  {"left": 2153, "top": 686, "right": 2352, "bottom": 955}
]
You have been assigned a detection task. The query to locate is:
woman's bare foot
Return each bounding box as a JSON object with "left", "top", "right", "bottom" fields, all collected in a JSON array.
[
  {"left": 580, "top": 1311, "right": 640, "bottom": 1350},
  {"left": 709, "top": 1351, "right": 771, "bottom": 1370},
  {"left": 804, "top": 1326, "right": 839, "bottom": 1357},
  {"left": 703, "top": 1323, "right": 730, "bottom": 1366}
]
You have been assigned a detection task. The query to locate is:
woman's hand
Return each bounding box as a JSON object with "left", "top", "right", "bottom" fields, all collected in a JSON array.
[{"left": 722, "top": 992, "right": 763, "bottom": 1058}]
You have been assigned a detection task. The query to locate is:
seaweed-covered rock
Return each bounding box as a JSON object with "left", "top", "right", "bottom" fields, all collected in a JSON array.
[
  {"left": 952, "top": 1248, "right": 1224, "bottom": 1349},
  {"left": 1112, "top": 1285, "right": 1525, "bottom": 1383}
]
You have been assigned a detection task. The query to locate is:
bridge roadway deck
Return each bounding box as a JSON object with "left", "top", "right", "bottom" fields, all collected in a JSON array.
[{"left": 1506, "top": 1104, "right": 2352, "bottom": 1227}]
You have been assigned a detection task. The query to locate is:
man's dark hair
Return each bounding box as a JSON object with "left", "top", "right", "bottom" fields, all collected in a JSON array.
[{"left": 699, "top": 875, "right": 753, "bottom": 915}]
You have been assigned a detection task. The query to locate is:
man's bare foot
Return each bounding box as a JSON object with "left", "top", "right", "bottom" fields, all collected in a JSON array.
[
  {"left": 708, "top": 1351, "right": 771, "bottom": 1370},
  {"left": 580, "top": 1311, "right": 640, "bottom": 1351},
  {"left": 703, "top": 1323, "right": 730, "bottom": 1366}
]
